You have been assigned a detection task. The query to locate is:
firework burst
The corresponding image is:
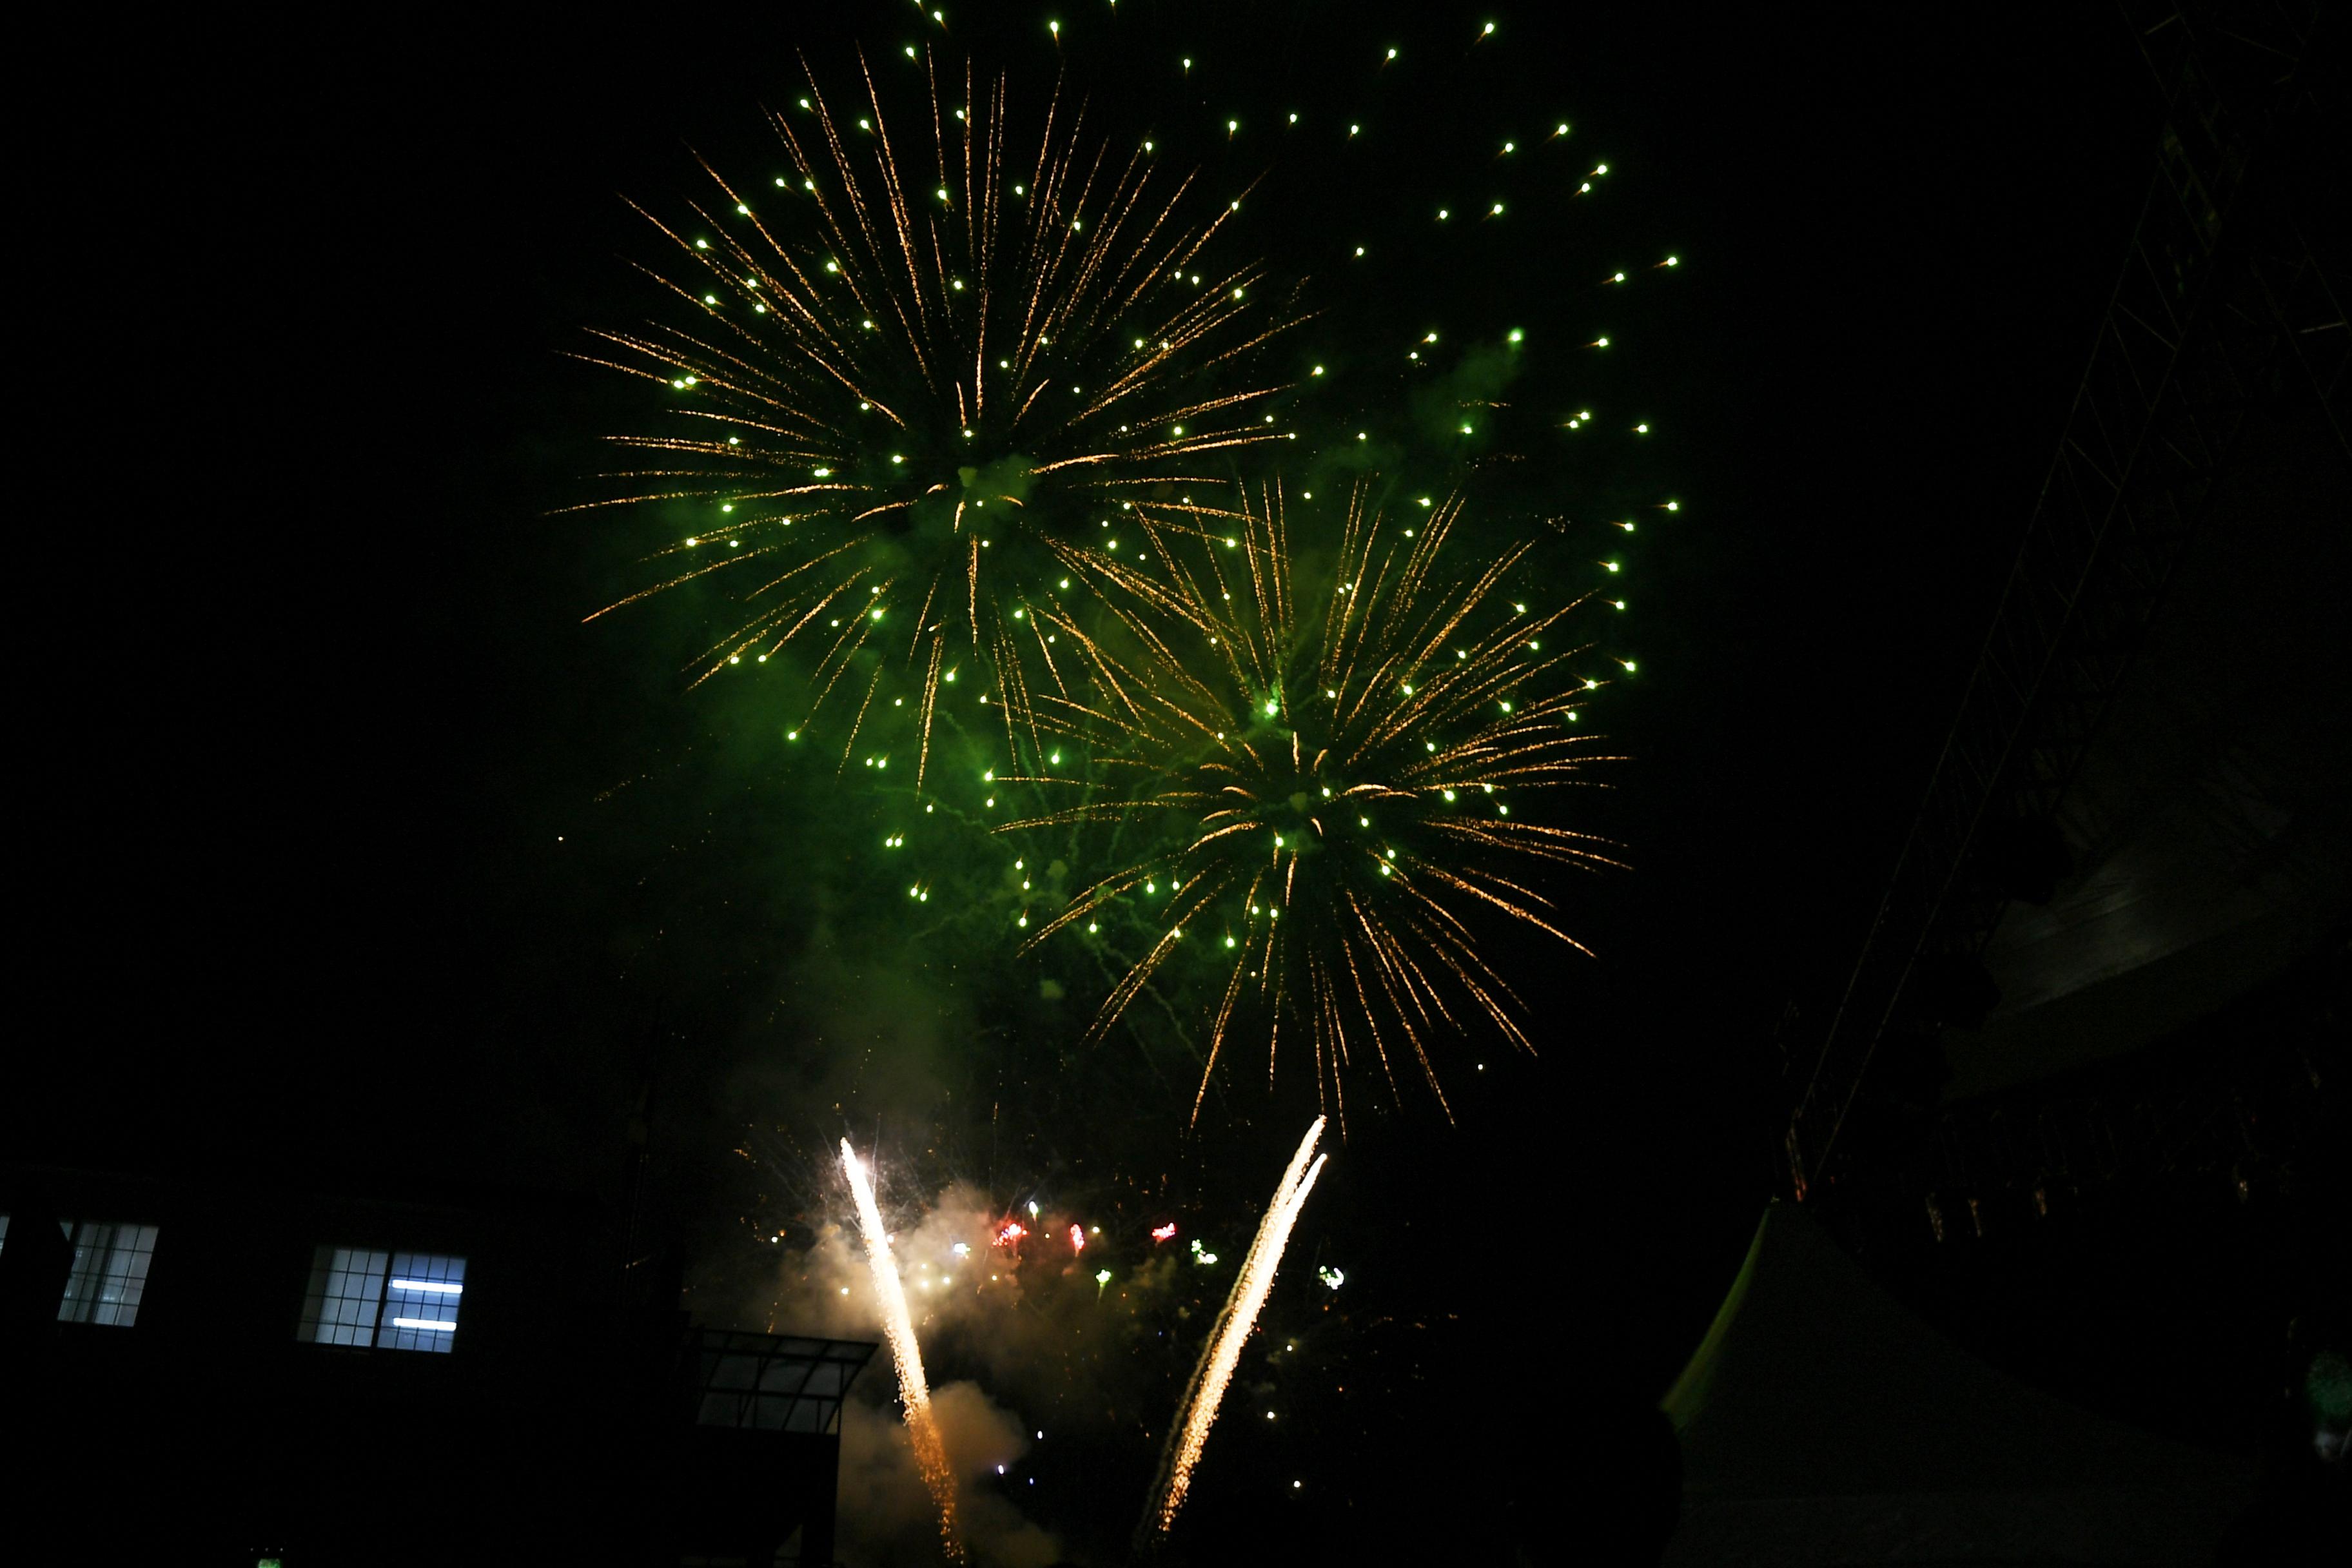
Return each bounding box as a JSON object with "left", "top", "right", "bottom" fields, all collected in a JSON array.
[
  {"left": 1002, "top": 482, "right": 1627, "bottom": 1122},
  {"left": 573, "top": 48, "right": 1305, "bottom": 784}
]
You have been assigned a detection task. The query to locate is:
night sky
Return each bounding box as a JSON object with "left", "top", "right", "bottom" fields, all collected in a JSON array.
[{"left": 25, "top": 3, "right": 2162, "bottom": 1559}]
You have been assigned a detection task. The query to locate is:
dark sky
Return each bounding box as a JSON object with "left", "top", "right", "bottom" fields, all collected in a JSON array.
[{"left": 24, "top": 1, "right": 2159, "bottom": 1556}]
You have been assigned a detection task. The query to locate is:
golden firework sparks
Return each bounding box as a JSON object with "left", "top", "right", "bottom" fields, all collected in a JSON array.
[
  {"left": 570, "top": 50, "right": 1306, "bottom": 785},
  {"left": 1002, "top": 481, "right": 1625, "bottom": 1121},
  {"left": 1137, "top": 1116, "right": 1327, "bottom": 1545},
  {"left": 841, "top": 1139, "right": 965, "bottom": 1563}
]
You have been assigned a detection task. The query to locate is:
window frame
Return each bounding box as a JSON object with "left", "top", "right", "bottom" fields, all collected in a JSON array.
[{"left": 55, "top": 1219, "right": 162, "bottom": 1328}]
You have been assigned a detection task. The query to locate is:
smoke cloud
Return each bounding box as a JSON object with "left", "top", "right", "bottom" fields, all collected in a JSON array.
[
  {"left": 838, "top": 1379, "right": 1061, "bottom": 1567},
  {"left": 714, "top": 1168, "right": 1247, "bottom": 1563}
]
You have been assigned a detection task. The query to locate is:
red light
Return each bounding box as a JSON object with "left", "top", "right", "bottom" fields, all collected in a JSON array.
[
  {"left": 995, "top": 1221, "right": 1028, "bottom": 1247},
  {"left": 1151, "top": 1222, "right": 1178, "bottom": 1243},
  {"left": 1068, "top": 1224, "right": 1086, "bottom": 1253}
]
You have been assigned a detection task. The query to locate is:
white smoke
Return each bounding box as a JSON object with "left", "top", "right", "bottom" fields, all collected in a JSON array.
[
  {"left": 714, "top": 1166, "right": 1217, "bottom": 1562},
  {"left": 838, "top": 1379, "right": 1061, "bottom": 1567},
  {"left": 752, "top": 1179, "right": 1080, "bottom": 1563}
]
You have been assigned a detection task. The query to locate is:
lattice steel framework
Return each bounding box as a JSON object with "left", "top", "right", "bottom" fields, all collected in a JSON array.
[
  {"left": 685, "top": 1329, "right": 876, "bottom": 1435},
  {"left": 1785, "top": 0, "right": 2342, "bottom": 1200}
]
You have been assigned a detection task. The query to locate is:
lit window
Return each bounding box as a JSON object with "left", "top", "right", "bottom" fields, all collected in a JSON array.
[
  {"left": 382, "top": 1253, "right": 467, "bottom": 1350},
  {"left": 57, "top": 1221, "right": 161, "bottom": 1326},
  {"left": 300, "top": 1246, "right": 387, "bottom": 1346},
  {"left": 298, "top": 1246, "right": 466, "bottom": 1352}
]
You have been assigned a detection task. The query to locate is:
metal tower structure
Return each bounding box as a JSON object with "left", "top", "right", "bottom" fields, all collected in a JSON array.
[{"left": 1783, "top": 0, "right": 2343, "bottom": 1204}]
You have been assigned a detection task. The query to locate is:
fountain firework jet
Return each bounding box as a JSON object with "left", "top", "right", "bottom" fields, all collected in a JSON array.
[
  {"left": 1135, "top": 1117, "right": 1328, "bottom": 1549},
  {"left": 841, "top": 1140, "right": 966, "bottom": 1563}
]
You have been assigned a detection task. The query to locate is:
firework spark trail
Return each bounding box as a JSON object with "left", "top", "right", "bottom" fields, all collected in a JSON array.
[
  {"left": 841, "top": 1139, "right": 966, "bottom": 1563},
  {"left": 1135, "top": 1117, "right": 1328, "bottom": 1550}
]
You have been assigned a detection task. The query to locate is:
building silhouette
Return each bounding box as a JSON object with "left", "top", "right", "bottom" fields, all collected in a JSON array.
[{"left": 1, "top": 1165, "right": 873, "bottom": 1566}]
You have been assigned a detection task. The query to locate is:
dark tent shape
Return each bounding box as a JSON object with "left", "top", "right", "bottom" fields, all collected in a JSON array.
[{"left": 1661, "top": 1201, "right": 2253, "bottom": 1565}]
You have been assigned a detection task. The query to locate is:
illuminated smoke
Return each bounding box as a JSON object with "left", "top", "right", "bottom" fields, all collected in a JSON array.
[
  {"left": 841, "top": 1139, "right": 966, "bottom": 1563},
  {"left": 1135, "top": 1117, "right": 1328, "bottom": 1547}
]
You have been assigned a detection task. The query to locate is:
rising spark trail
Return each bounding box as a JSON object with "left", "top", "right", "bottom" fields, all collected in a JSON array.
[
  {"left": 842, "top": 1139, "right": 966, "bottom": 1563},
  {"left": 1135, "top": 1117, "right": 1328, "bottom": 1550}
]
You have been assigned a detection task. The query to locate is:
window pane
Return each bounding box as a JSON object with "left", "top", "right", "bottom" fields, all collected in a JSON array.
[
  {"left": 380, "top": 1251, "right": 466, "bottom": 1353},
  {"left": 57, "top": 1222, "right": 161, "bottom": 1327},
  {"left": 299, "top": 1246, "right": 389, "bottom": 1346}
]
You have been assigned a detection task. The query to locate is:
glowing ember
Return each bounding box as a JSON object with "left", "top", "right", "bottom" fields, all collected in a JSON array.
[
  {"left": 995, "top": 1220, "right": 1028, "bottom": 1247},
  {"left": 841, "top": 1141, "right": 965, "bottom": 1562},
  {"left": 1151, "top": 1222, "right": 1179, "bottom": 1243},
  {"left": 1137, "top": 1118, "right": 1328, "bottom": 1545},
  {"left": 1068, "top": 1224, "right": 1088, "bottom": 1253}
]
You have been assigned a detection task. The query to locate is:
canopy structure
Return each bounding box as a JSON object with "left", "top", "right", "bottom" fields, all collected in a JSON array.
[{"left": 1661, "top": 1201, "right": 2253, "bottom": 1565}]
